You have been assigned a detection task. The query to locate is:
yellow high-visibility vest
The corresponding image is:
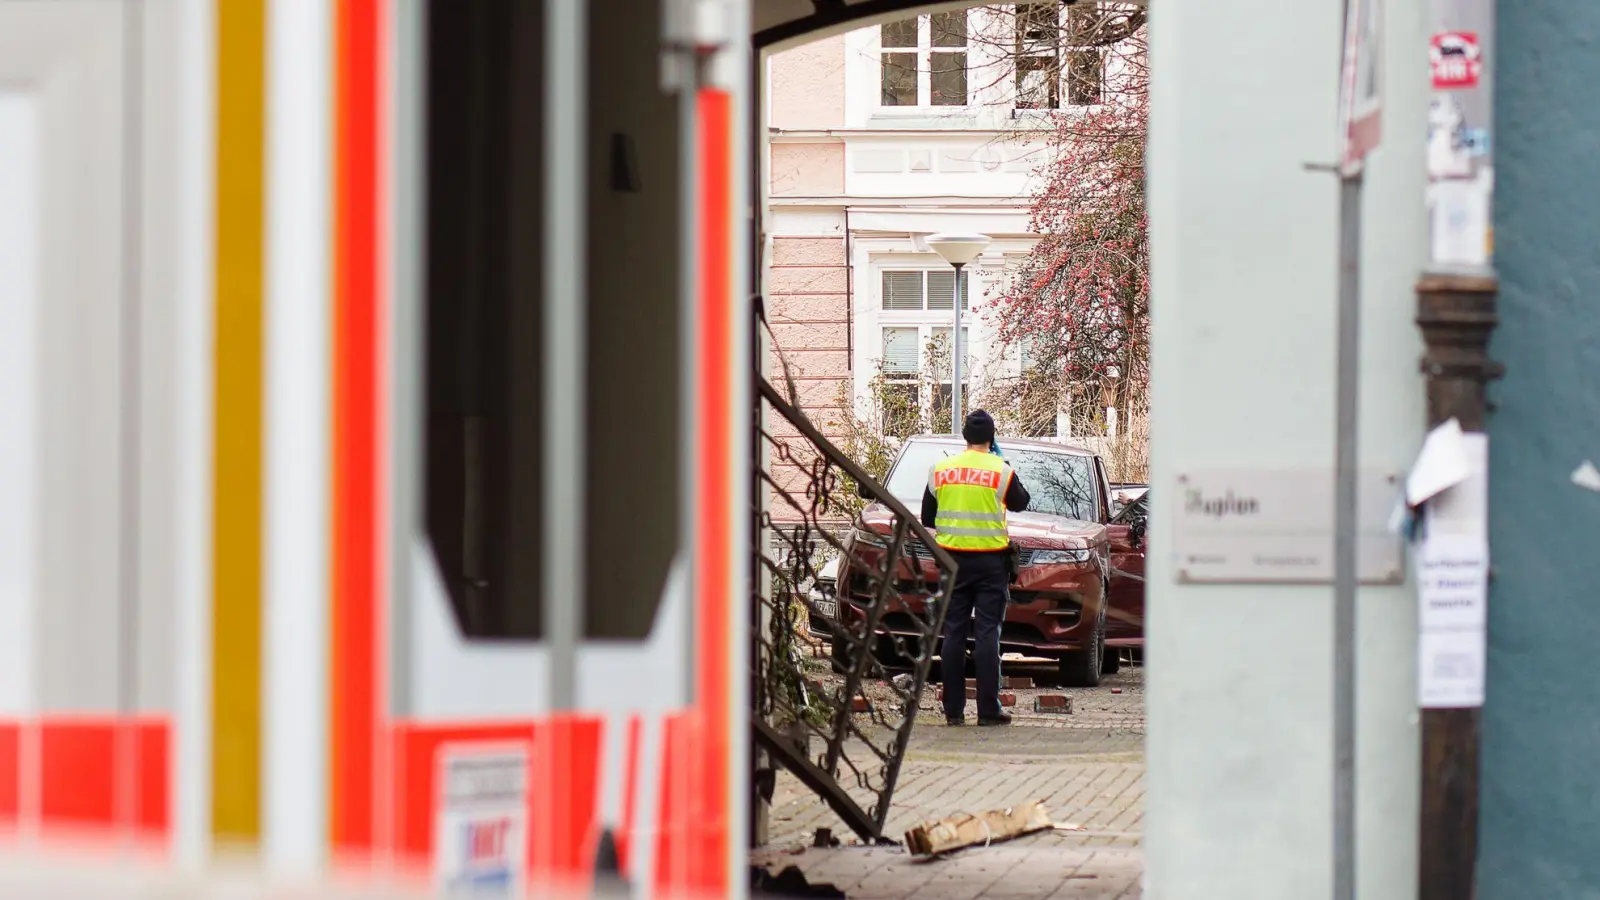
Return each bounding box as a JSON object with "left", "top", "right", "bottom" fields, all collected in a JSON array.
[{"left": 929, "top": 449, "right": 1014, "bottom": 552}]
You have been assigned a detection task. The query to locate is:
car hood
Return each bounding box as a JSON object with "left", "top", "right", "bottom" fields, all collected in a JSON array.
[{"left": 861, "top": 503, "right": 1102, "bottom": 546}]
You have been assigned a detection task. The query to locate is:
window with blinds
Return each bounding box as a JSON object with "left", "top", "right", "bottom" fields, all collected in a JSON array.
[
  {"left": 883, "top": 327, "right": 921, "bottom": 374},
  {"left": 930, "top": 326, "right": 970, "bottom": 378},
  {"left": 881, "top": 269, "right": 969, "bottom": 311}
]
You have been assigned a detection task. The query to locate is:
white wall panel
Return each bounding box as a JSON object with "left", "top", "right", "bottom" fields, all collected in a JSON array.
[
  {"left": 0, "top": 1, "right": 128, "bottom": 714},
  {"left": 1145, "top": 0, "right": 1426, "bottom": 896},
  {"left": 0, "top": 93, "right": 42, "bottom": 717}
]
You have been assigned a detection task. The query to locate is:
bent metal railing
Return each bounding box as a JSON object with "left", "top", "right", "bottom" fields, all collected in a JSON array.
[{"left": 751, "top": 374, "right": 958, "bottom": 842}]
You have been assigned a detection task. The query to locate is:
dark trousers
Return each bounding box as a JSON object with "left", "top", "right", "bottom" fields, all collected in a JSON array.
[{"left": 941, "top": 550, "right": 1008, "bottom": 719}]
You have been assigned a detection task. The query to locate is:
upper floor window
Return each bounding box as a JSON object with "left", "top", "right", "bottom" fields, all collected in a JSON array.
[
  {"left": 881, "top": 268, "right": 969, "bottom": 311},
  {"left": 1014, "top": 3, "right": 1105, "bottom": 109},
  {"left": 880, "top": 11, "right": 969, "bottom": 107}
]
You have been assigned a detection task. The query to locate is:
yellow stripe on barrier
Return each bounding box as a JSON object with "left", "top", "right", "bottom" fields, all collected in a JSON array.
[{"left": 211, "top": 0, "right": 266, "bottom": 846}]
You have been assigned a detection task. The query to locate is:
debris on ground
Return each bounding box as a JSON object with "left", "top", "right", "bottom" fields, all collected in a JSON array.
[
  {"left": 1034, "top": 694, "right": 1073, "bottom": 714},
  {"left": 750, "top": 865, "right": 848, "bottom": 898},
  {"left": 812, "top": 827, "right": 840, "bottom": 849},
  {"left": 903, "top": 799, "right": 1055, "bottom": 857}
]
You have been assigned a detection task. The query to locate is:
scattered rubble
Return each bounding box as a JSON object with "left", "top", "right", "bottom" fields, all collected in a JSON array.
[
  {"left": 1034, "top": 694, "right": 1073, "bottom": 714},
  {"left": 749, "top": 865, "right": 847, "bottom": 898}
]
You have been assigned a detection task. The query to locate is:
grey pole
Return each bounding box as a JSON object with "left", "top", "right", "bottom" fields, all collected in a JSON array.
[
  {"left": 544, "top": 0, "right": 587, "bottom": 711},
  {"left": 1332, "top": 169, "right": 1362, "bottom": 900},
  {"left": 951, "top": 262, "right": 964, "bottom": 433}
]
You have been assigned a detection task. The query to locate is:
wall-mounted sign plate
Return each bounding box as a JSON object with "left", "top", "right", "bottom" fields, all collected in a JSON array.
[{"left": 1173, "top": 469, "right": 1404, "bottom": 585}]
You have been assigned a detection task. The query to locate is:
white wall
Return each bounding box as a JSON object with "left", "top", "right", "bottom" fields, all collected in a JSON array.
[{"left": 1145, "top": 0, "right": 1427, "bottom": 897}]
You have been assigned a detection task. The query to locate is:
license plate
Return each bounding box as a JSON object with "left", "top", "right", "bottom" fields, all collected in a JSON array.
[{"left": 813, "top": 598, "right": 837, "bottom": 618}]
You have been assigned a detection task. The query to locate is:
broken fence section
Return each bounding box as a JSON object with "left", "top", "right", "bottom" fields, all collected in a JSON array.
[{"left": 750, "top": 375, "right": 957, "bottom": 842}]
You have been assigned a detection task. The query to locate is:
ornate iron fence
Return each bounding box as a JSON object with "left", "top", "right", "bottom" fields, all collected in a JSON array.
[{"left": 751, "top": 375, "right": 958, "bottom": 842}]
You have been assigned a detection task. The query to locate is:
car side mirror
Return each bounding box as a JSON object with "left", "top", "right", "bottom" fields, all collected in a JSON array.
[{"left": 1129, "top": 518, "right": 1147, "bottom": 549}]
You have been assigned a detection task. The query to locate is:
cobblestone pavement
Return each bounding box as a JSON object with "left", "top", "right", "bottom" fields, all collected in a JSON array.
[
  {"left": 751, "top": 846, "right": 1143, "bottom": 900},
  {"left": 757, "top": 663, "right": 1146, "bottom": 898}
]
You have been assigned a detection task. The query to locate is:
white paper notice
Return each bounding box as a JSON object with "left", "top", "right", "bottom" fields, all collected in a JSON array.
[
  {"left": 1429, "top": 179, "right": 1490, "bottom": 268},
  {"left": 1426, "top": 433, "right": 1488, "bottom": 539},
  {"left": 1406, "top": 418, "right": 1470, "bottom": 507},
  {"left": 1418, "top": 629, "right": 1486, "bottom": 708},
  {"left": 1418, "top": 534, "right": 1488, "bottom": 631},
  {"left": 1415, "top": 434, "right": 1491, "bottom": 709}
]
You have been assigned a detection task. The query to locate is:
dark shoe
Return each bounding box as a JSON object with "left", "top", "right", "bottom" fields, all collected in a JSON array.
[
  {"left": 946, "top": 715, "right": 965, "bottom": 726},
  {"left": 977, "top": 713, "right": 1013, "bottom": 727}
]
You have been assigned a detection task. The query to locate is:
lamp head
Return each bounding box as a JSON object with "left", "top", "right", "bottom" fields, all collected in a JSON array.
[{"left": 925, "top": 232, "right": 992, "bottom": 267}]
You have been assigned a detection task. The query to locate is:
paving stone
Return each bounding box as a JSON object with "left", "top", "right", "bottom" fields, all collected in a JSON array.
[{"left": 759, "top": 666, "right": 1147, "bottom": 897}]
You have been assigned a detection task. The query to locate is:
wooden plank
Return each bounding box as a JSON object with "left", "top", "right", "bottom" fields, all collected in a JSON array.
[{"left": 903, "top": 800, "right": 1054, "bottom": 857}]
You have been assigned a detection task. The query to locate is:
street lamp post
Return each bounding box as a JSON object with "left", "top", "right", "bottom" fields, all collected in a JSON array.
[{"left": 926, "top": 233, "right": 991, "bottom": 434}]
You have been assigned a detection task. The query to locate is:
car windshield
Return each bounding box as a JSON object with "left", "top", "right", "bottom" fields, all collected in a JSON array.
[{"left": 884, "top": 440, "right": 1100, "bottom": 522}]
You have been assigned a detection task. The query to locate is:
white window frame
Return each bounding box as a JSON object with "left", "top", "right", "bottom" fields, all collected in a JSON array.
[
  {"left": 1010, "top": 2, "right": 1108, "bottom": 113},
  {"left": 875, "top": 266, "right": 975, "bottom": 425},
  {"left": 876, "top": 11, "right": 972, "bottom": 110}
]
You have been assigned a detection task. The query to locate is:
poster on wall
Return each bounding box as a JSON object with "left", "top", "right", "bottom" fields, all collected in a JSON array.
[{"left": 435, "top": 743, "right": 532, "bottom": 896}]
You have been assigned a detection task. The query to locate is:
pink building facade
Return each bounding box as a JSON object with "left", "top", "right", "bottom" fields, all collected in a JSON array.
[{"left": 762, "top": 6, "right": 1126, "bottom": 447}]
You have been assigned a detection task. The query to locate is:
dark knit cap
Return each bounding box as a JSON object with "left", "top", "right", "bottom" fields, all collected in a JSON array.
[{"left": 962, "top": 409, "right": 996, "bottom": 446}]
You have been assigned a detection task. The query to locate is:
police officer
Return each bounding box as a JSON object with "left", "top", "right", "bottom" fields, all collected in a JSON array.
[{"left": 922, "top": 410, "right": 1030, "bottom": 726}]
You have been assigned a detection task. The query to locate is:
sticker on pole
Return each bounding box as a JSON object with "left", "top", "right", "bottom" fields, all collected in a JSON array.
[
  {"left": 435, "top": 743, "right": 530, "bottom": 896},
  {"left": 1430, "top": 32, "right": 1482, "bottom": 90}
]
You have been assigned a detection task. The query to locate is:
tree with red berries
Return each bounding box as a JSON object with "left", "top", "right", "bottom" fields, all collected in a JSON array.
[{"left": 983, "top": 18, "right": 1148, "bottom": 446}]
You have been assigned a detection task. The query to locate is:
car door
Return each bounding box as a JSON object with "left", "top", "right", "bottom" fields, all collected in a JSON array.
[{"left": 1105, "top": 495, "right": 1148, "bottom": 641}]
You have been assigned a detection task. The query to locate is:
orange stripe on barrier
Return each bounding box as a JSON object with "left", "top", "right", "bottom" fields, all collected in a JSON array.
[
  {"left": 0, "top": 717, "right": 170, "bottom": 841},
  {"left": 0, "top": 723, "right": 17, "bottom": 825},
  {"left": 531, "top": 716, "right": 605, "bottom": 891},
  {"left": 653, "top": 713, "right": 691, "bottom": 894},
  {"left": 40, "top": 723, "right": 116, "bottom": 828},
  {"left": 691, "top": 86, "right": 734, "bottom": 897},
  {"left": 616, "top": 715, "right": 641, "bottom": 876},
  {"left": 332, "top": 0, "right": 386, "bottom": 861},
  {"left": 134, "top": 722, "right": 169, "bottom": 836}
]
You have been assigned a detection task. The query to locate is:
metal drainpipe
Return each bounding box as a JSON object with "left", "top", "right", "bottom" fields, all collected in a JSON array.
[
  {"left": 1416, "top": 1, "right": 1497, "bottom": 896},
  {"left": 844, "top": 207, "right": 853, "bottom": 371},
  {"left": 1415, "top": 272, "right": 1500, "bottom": 900}
]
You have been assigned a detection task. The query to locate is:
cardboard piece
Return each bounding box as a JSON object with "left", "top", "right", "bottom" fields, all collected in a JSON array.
[{"left": 903, "top": 800, "right": 1054, "bottom": 857}]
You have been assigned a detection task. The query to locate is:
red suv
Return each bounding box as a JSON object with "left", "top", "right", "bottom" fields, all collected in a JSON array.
[{"left": 831, "top": 436, "right": 1120, "bottom": 686}]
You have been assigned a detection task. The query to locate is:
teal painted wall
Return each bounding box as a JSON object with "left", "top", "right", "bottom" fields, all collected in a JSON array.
[{"left": 1479, "top": 2, "right": 1600, "bottom": 896}]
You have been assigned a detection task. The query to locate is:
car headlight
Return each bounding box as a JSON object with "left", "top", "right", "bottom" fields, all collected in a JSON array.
[
  {"left": 851, "top": 528, "right": 890, "bottom": 549},
  {"left": 1029, "top": 548, "right": 1092, "bottom": 565}
]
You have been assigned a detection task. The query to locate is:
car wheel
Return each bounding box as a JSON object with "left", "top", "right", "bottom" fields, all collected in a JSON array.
[{"left": 1057, "top": 603, "right": 1105, "bottom": 688}]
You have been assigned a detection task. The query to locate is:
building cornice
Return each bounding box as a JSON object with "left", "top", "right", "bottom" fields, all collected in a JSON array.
[
  {"left": 769, "top": 195, "right": 1032, "bottom": 208},
  {"left": 769, "top": 126, "right": 1049, "bottom": 140}
]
